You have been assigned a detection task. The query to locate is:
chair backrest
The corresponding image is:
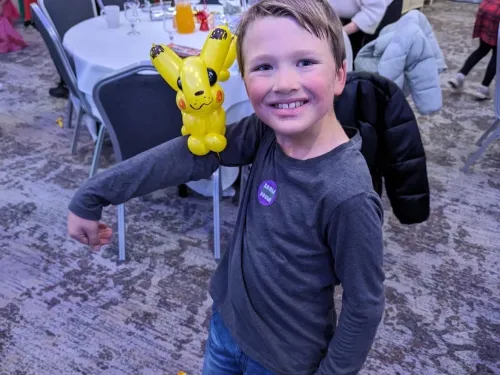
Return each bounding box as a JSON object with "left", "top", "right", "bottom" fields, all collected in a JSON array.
[
  {"left": 225, "top": 100, "right": 254, "bottom": 124},
  {"left": 92, "top": 62, "right": 183, "bottom": 162},
  {"left": 31, "top": 4, "right": 92, "bottom": 111},
  {"left": 38, "top": 0, "right": 95, "bottom": 39}
]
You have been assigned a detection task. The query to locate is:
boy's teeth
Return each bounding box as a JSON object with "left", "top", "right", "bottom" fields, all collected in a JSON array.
[{"left": 274, "top": 101, "right": 305, "bottom": 109}]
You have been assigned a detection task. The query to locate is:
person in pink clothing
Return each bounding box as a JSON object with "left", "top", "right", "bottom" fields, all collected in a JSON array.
[{"left": 0, "top": 0, "right": 28, "bottom": 53}]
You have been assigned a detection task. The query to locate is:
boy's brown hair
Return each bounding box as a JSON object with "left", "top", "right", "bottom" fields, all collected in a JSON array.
[{"left": 235, "top": 0, "right": 346, "bottom": 76}]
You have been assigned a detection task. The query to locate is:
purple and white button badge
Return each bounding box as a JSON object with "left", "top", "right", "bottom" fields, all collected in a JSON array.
[{"left": 257, "top": 180, "right": 278, "bottom": 206}]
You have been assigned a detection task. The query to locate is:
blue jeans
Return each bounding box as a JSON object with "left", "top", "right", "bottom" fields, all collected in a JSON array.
[{"left": 202, "top": 307, "right": 276, "bottom": 375}]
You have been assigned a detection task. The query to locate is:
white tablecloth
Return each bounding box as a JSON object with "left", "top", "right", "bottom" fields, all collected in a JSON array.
[{"left": 62, "top": 5, "right": 248, "bottom": 111}]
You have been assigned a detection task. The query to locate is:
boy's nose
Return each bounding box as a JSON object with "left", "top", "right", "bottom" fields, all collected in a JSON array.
[{"left": 273, "top": 69, "right": 300, "bottom": 93}]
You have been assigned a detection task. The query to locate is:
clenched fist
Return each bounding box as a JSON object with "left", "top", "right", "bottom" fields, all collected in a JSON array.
[{"left": 67, "top": 211, "right": 113, "bottom": 251}]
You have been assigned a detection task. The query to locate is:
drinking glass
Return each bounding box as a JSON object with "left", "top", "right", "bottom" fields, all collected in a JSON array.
[
  {"left": 132, "top": 0, "right": 142, "bottom": 22},
  {"left": 218, "top": 0, "right": 228, "bottom": 25},
  {"left": 175, "top": 0, "right": 195, "bottom": 34},
  {"left": 124, "top": 1, "right": 140, "bottom": 35},
  {"left": 160, "top": 0, "right": 173, "bottom": 12},
  {"left": 163, "top": 15, "right": 176, "bottom": 45},
  {"left": 189, "top": 0, "right": 199, "bottom": 11}
]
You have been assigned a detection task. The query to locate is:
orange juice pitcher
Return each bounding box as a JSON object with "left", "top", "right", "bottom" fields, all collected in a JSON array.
[{"left": 175, "top": 0, "right": 195, "bottom": 34}]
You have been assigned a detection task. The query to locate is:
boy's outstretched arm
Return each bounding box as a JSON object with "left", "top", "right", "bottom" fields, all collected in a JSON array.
[
  {"left": 69, "top": 136, "right": 218, "bottom": 222},
  {"left": 67, "top": 114, "right": 264, "bottom": 247},
  {"left": 315, "top": 192, "right": 385, "bottom": 375}
]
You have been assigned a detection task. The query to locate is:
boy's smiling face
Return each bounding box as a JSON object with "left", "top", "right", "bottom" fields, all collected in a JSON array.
[{"left": 242, "top": 16, "right": 346, "bottom": 139}]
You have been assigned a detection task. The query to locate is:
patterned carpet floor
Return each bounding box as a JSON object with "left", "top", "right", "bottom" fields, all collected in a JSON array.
[{"left": 1, "top": 1, "right": 499, "bottom": 374}]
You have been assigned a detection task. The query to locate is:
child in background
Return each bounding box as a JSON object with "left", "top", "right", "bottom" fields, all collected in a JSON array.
[
  {"left": 0, "top": 0, "right": 27, "bottom": 53},
  {"left": 67, "top": 1, "right": 386, "bottom": 374},
  {"left": 448, "top": 0, "right": 500, "bottom": 100}
]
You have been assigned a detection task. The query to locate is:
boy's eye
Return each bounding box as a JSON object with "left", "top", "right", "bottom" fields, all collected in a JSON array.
[
  {"left": 297, "top": 59, "right": 315, "bottom": 67},
  {"left": 253, "top": 64, "right": 272, "bottom": 72}
]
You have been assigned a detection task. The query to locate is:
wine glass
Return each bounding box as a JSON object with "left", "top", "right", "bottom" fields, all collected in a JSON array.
[
  {"left": 189, "top": 0, "right": 199, "bottom": 11},
  {"left": 124, "top": 1, "right": 140, "bottom": 35},
  {"left": 218, "top": 0, "right": 228, "bottom": 25},
  {"left": 163, "top": 15, "right": 176, "bottom": 45},
  {"left": 131, "top": 0, "right": 142, "bottom": 22},
  {"left": 160, "top": 0, "right": 172, "bottom": 11}
]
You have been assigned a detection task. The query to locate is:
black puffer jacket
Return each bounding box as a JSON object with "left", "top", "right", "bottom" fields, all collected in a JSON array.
[{"left": 335, "top": 72, "right": 430, "bottom": 225}]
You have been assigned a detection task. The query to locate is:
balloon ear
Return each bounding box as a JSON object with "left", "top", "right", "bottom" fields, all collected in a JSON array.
[
  {"left": 219, "top": 35, "right": 237, "bottom": 82},
  {"left": 150, "top": 44, "right": 183, "bottom": 91},
  {"left": 200, "top": 26, "right": 233, "bottom": 75}
]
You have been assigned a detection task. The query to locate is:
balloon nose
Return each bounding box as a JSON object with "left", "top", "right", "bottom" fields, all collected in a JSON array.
[{"left": 195, "top": 90, "right": 204, "bottom": 96}]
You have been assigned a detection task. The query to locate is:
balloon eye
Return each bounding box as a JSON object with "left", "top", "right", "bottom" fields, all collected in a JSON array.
[
  {"left": 207, "top": 68, "right": 217, "bottom": 86},
  {"left": 177, "top": 77, "right": 183, "bottom": 91}
]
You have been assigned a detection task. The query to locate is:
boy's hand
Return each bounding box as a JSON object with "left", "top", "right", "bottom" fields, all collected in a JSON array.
[{"left": 67, "top": 211, "right": 113, "bottom": 251}]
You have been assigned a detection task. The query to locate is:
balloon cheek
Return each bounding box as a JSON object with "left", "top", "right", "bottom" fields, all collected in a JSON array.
[
  {"left": 216, "top": 90, "right": 223, "bottom": 104},
  {"left": 178, "top": 98, "right": 186, "bottom": 110}
]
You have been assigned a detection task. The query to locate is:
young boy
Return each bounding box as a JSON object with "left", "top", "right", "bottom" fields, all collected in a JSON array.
[{"left": 67, "top": 1, "right": 386, "bottom": 374}]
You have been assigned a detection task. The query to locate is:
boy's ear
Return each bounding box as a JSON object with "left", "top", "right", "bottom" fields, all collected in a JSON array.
[{"left": 333, "top": 60, "right": 348, "bottom": 97}]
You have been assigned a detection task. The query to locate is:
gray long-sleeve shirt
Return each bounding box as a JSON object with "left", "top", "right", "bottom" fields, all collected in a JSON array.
[{"left": 69, "top": 114, "right": 385, "bottom": 375}]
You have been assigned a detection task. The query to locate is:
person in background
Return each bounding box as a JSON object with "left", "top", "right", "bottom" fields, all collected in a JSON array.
[
  {"left": 448, "top": 0, "right": 500, "bottom": 100},
  {"left": 0, "top": 0, "right": 28, "bottom": 53},
  {"left": 48, "top": 77, "right": 69, "bottom": 99},
  {"left": 329, "top": 0, "right": 402, "bottom": 58},
  {"left": 363, "top": 0, "right": 402, "bottom": 45}
]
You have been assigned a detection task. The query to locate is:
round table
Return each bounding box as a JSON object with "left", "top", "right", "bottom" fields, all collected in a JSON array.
[
  {"left": 63, "top": 5, "right": 248, "bottom": 109},
  {"left": 63, "top": 6, "right": 248, "bottom": 196}
]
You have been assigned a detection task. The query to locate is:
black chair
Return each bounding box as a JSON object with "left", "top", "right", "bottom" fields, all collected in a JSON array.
[
  {"left": 38, "top": 0, "right": 96, "bottom": 40},
  {"left": 30, "top": 4, "right": 101, "bottom": 156},
  {"left": 38, "top": 0, "right": 96, "bottom": 131},
  {"left": 91, "top": 62, "right": 223, "bottom": 261}
]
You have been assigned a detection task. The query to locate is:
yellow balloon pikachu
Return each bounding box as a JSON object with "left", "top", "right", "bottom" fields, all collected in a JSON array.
[{"left": 150, "top": 26, "right": 238, "bottom": 156}]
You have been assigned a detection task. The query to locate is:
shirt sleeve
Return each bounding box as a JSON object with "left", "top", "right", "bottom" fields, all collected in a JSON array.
[
  {"left": 315, "top": 192, "right": 385, "bottom": 375},
  {"left": 351, "top": 0, "right": 388, "bottom": 35},
  {"left": 68, "top": 114, "right": 265, "bottom": 221}
]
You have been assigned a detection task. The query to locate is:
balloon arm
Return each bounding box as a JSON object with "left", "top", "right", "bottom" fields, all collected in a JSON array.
[
  {"left": 68, "top": 136, "right": 220, "bottom": 221},
  {"left": 219, "top": 71, "right": 230, "bottom": 82}
]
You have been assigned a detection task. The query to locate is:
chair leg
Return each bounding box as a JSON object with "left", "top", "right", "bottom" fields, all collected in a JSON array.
[
  {"left": 70, "top": 107, "right": 84, "bottom": 154},
  {"left": 178, "top": 184, "right": 188, "bottom": 198},
  {"left": 476, "top": 119, "right": 500, "bottom": 146},
  {"left": 239, "top": 165, "right": 251, "bottom": 207},
  {"left": 213, "top": 168, "right": 221, "bottom": 261},
  {"left": 89, "top": 124, "right": 106, "bottom": 178},
  {"left": 462, "top": 127, "right": 500, "bottom": 173},
  {"left": 65, "top": 100, "right": 74, "bottom": 129},
  {"left": 117, "top": 203, "right": 126, "bottom": 261}
]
